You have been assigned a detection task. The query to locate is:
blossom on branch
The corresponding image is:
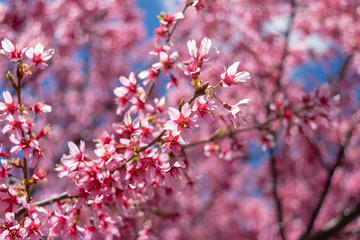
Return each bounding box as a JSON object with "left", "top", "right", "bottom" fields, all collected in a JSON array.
[
  {"left": 25, "top": 43, "right": 55, "bottom": 69},
  {"left": 221, "top": 61, "right": 250, "bottom": 88},
  {"left": 0, "top": 38, "right": 27, "bottom": 62},
  {"left": 164, "top": 103, "right": 197, "bottom": 142}
]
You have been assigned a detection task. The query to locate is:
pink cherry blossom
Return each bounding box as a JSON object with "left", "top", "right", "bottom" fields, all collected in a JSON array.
[
  {"left": 138, "top": 68, "right": 160, "bottom": 85},
  {"left": 160, "top": 12, "right": 184, "bottom": 26},
  {"left": 164, "top": 103, "right": 197, "bottom": 142},
  {"left": 113, "top": 72, "right": 140, "bottom": 99},
  {"left": 192, "top": 95, "right": 217, "bottom": 119},
  {"left": 162, "top": 131, "right": 184, "bottom": 156},
  {"left": 29, "top": 102, "right": 52, "bottom": 115},
  {"left": 0, "top": 38, "right": 27, "bottom": 62},
  {"left": 221, "top": 61, "right": 250, "bottom": 88},
  {"left": 229, "top": 99, "right": 251, "bottom": 127},
  {"left": 152, "top": 51, "right": 179, "bottom": 76},
  {"left": 0, "top": 91, "right": 17, "bottom": 120},
  {"left": 25, "top": 43, "right": 54, "bottom": 69}
]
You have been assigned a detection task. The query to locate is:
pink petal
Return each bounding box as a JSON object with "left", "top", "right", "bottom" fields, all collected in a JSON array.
[
  {"left": 68, "top": 141, "right": 80, "bottom": 155},
  {"left": 168, "top": 107, "right": 180, "bottom": 120},
  {"left": 164, "top": 120, "right": 177, "bottom": 130}
]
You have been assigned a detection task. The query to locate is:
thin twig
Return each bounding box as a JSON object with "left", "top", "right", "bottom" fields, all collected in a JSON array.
[
  {"left": 166, "top": 4, "right": 190, "bottom": 43},
  {"left": 137, "top": 130, "right": 166, "bottom": 152},
  {"left": 182, "top": 115, "right": 278, "bottom": 149}
]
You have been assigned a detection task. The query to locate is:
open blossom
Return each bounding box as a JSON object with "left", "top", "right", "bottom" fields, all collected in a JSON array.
[
  {"left": 114, "top": 72, "right": 141, "bottom": 99},
  {"left": 152, "top": 51, "right": 179, "bottom": 76},
  {"left": 192, "top": 95, "right": 217, "bottom": 119},
  {"left": 113, "top": 111, "right": 140, "bottom": 138},
  {"left": 0, "top": 38, "right": 27, "bottom": 61},
  {"left": 59, "top": 141, "right": 86, "bottom": 174},
  {"left": 188, "top": 37, "right": 219, "bottom": 63},
  {"left": 0, "top": 91, "right": 17, "bottom": 120},
  {"left": 9, "top": 134, "right": 40, "bottom": 159},
  {"left": 160, "top": 12, "right": 184, "bottom": 26},
  {"left": 178, "top": 60, "right": 202, "bottom": 77},
  {"left": 221, "top": 61, "right": 250, "bottom": 87},
  {"left": 30, "top": 102, "right": 52, "bottom": 115},
  {"left": 2, "top": 113, "right": 30, "bottom": 139},
  {"left": 154, "top": 25, "right": 168, "bottom": 39},
  {"left": 138, "top": 68, "right": 159, "bottom": 86},
  {"left": 164, "top": 103, "right": 197, "bottom": 142},
  {"left": 0, "top": 212, "right": 27, "bottom": 239},
  {"left": 193, "top": 0, "right": 205, "bottom": 10},
  {"left": 25, "top": 43, "right": 55, "bottom": 69},
  {"left": 179, "top": 37, "right": 219, "bottom": 77},
  {"left": 229, "top": 99, "right": 251, "bottom": 127},
  {"left": 162, "top": 131, "right": 184, "bottom": 156}
]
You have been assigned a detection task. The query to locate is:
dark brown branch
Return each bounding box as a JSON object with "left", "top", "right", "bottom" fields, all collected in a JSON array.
[
  {"left": 300, "top": 130, "right": 353, "bottom": 240},
  {"left": 272, "top": 0, "right": 296, "bottom": 95},
  {"left": 270, "top": 146, "right": 287, "bottom": 240},
  {"left": 304, "top": 200, "right": 360, "bottom": 240},
  {"left": 329, "top": 54, "right": 353, "bottom": 84},
  {"left": 16, "top": 192, "right": 74, "bottom": 217}
]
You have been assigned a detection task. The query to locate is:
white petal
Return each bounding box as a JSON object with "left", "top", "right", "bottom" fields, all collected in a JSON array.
[
  {"left": 159, "top": 51, "right": 168, "bottom": 61},
  {"left": 3, "top": 91, "right": 12, "bottom": 103},
  {"left": 234, "top": 71, "right": 250, "bottom": 82},
  {"left": 181, "top": 103, "right": 191, "bottom": 117},
  {"left": 164, "top": 120, "right": 177, "bottom": 130},
  {"left": 123, "top": 111, "right": 132, "bottom": 125},
  {"left": 170, "top": 51, "right": 179, "bottom": 61},
  {"left": 227, "top": 61, "right": 240, "bottom": 75},
  {"left": 138, "top": 70, "right": 149, "bottom": 79},
  {"left": 25, "top": 47, "right": 34, "bottom": 59},
  {"left": 79, "top": 140, "right": 85, "bottom": 152},
  {"left": 128, "top": 72, "right": 137, "bottom": 84},
  {"left": 119, "top": 76, "right": 129, "bottom": 86},
  {"left": 178, "top": 63, "right": 190, "bottom": 75},
  {"left": 113, "top": 87, "right": 126, "bottom": 97},
  {"left": 2, "top": 39, "right": 14, "bottom": 52},
  {"left": 200, "top": 37, "right": 211, "bottom": 55},
  {"left": 41, "top": 49, "right": 55, "bottom": 60},
  {"left": 174, "top": 12, "right": 184, "bottom": 20},
  {"left": 187, "top": 40, "right": 197, "bottom": 57},
  {"left": 235, "top": 98, "right": 251, "bottom": 105},
  {"left": 34, "top": 43, "right": 45, "bottom": 55}
]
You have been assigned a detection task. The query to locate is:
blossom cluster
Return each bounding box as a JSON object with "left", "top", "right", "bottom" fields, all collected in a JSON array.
[
  {"left": 0, "top": 0, "right": 360, "bottom": 239},
  {"left": 0, "top": 2, "right": 253, "bottom": 238}
]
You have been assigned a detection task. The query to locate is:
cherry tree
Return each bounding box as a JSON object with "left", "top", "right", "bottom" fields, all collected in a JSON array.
[{"left": 0, "top": 0, "right": 360, "bottom": 239}]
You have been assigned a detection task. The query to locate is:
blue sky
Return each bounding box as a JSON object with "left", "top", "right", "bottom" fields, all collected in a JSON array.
[{"left": 137, "top": 0, "right": 179, "bottom": 37}]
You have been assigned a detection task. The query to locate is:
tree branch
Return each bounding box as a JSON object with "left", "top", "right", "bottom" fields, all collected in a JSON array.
[
  {"left": 304, "top": 200, "right": 360, "bottom": 240},
  {"left": 270, "top": 146, "right": 287, "bottom": 240},
  {"left": 16, "top": 192, "right": 75, "bottom": 217},
  {"left": 300, "top": 129, "right": 353, "bottom": 239},
  {"left": 182, "top": 115, "right": 279, "bottom": 149}
]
